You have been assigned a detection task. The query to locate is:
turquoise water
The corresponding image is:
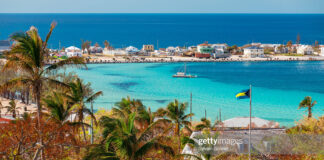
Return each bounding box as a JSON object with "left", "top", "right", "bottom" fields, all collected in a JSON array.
[{"left": 67, "top": 61, "right": 324, "bottom": 127}]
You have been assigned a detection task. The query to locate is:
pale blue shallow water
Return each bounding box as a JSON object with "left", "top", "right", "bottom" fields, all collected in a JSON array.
[{"left": 67, "top": 61, "right": 324, "bottom": 127}]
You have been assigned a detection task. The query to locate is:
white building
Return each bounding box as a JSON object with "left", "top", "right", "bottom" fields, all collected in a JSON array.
[
  {"left": 103, "top": 49, "right": 127, "bottom": 56},
  {"left": 274, "top": 45, "right": 289, "bottom": 54},
  {"left": 297, "top": 45, "right": 314, "bottom": 55},
  {"left": 65, "top": 46, "right": 82, "bottom": 57},
  {"left": 175, "top": 46, "right": 187, "bottom": 53},
  {"left": 321, "top": 47, "right": 324, "bottom": 56},
  {"left": 89, "top": 46, "right": 103, "bottom": 54},
  {"left": 125, "top": 46, "right": 139, "bottom": 54},
  {"left": 219, "top": 117, "right": 279, "bottom": 128},
  {"left": 243, "top": 46, "right": 264, "bottom": 58},
  {"left": 0, "top": 40, "right": 10, "bottom": 54},
  {"left": 166, "top": 46, "right": 176, "bottom": 53}
]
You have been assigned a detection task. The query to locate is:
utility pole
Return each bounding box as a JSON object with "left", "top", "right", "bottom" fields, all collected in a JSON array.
[
  {"left": 190, "top": 92, "right": 192, "bottom": 122},
  {"left": 205, "top": 108, "right": 207, "bottom": 119},
  {"left": 219, "top": 108, "right": 221, "bottom": 122},
  {"left": 249, "top": 85, "right": 252, "bottom": 160}
]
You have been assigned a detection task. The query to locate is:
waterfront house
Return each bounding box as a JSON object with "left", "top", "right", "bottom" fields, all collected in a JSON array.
[
  {"left": 0, "top": 40, "right": 10, "bottom": 54},
  {"left": 188, "top": 46, "right": 197, "bottom": 52},
  {"left": 89, "top": 46, "right": 103, "bottom": 54},
  {"left": 243, "top": 46, "right": 264, "bottom": 58},
  {"left": 297, "top": 45, "right": 314, "bottom": 55},
  {"left": 166, "top": 46, "right": 176, "bottom": 54},
  {"left": 211, "top": 43, "right": 228, "bottom": 51},
  {"left": 65, "top": 46, "right": 82, "bottom": 57},
  {"left": 196, "top": 42, "right": 213, "bottom": 58},
  {"left": 142, "top": 45, "right": 154, "bottom": 52},
  {"left": 125, "top": 46, "right": 139, "bottom": 55},
  {"left": 197, "top": 42, "right": 213, "bottom": 54},
  {"left": 274, "top": 45, "right": 289, "bottom": 54}
]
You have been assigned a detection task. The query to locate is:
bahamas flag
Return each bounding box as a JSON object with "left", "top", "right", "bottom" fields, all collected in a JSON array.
[{"left": 236, "top": 89, "right": 250, "bottom": 99}]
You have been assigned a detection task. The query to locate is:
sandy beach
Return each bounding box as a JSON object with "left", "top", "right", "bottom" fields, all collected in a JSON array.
[
  {"left": 43, "top": 55, "right": 324, "bottom": 64},
  {"left": 0, "top": 97, "right": 37, "bottom": 118}
]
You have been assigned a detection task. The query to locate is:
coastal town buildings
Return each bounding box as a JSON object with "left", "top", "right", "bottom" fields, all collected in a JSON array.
[
  {"left": 65, "top": 46, "right": 82, "bottom": 57},
  {"left": 0, "top": 40, "right": 10, "bottom": 54},
  {"left": 243, "top": 46, "right": 264, "bottom": 58},
  {"left": 142, "top": 45, "right": 154, "bottom": 52}
]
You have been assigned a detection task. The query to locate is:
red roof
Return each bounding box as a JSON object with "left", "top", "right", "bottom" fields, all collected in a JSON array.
[{"left": 198, "top": 43, "right": 210, "bottom": 46}]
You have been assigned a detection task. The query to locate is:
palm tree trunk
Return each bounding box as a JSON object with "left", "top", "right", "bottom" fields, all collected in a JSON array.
[
  {"left": 82, "top": 121, "right": 87, "bottom": 142},
  {"left": 308, "top": 107, "right": 312, "bottom": 118},
  {"left": 177, "top": 123, "right": 181, "bottom": 153},
  {"left": 34, "top": 82, "right": 45, "bottom": 160}
]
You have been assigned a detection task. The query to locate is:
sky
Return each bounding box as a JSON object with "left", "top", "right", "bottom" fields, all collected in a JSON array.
[{"left": 0, "top": 0, "right": 323, "bottom": 13}]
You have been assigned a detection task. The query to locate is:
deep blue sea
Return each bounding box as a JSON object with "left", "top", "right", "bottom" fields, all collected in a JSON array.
[
  {"left": 66, "top": 61, "right": 324, "bottom": 127},
  {"left": 1, "top": 14, "right": 324, "bottom": 48}
]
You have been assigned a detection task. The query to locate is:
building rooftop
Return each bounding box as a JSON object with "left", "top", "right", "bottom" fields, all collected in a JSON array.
[
  {"left": 245, "top": 46, "right": 263, "bottom": 50},
  {"left": 218, "top": 117, "right": 279, "bottom": 128}
]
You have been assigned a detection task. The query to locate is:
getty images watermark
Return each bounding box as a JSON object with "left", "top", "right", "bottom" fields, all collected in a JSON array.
[
  {"left": 198, "top": 138, "right": 243, "bottom": 146},
  {"left": 194, "top": 138, "right": 245, "bottom": 153}
]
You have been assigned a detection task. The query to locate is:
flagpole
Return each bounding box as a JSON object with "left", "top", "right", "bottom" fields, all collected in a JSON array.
[{"left": 249, "top": 84, "right": 252, "bottom": 160}]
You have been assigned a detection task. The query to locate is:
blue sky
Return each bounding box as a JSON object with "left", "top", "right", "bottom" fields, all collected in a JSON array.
[{"left": 1, "top": 0, "right": 323, "bottom": 13}]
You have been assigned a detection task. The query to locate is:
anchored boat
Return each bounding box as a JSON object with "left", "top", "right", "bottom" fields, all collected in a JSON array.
[{"left": 173, "top": 63, "right": 197, "bottom": 78}]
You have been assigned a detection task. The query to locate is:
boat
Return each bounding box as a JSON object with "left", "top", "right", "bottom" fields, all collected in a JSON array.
[{"left": 173, "top": 63, "right": 197, "bottom": 78}]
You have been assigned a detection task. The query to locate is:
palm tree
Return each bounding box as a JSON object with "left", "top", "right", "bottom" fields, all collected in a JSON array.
[
  {"left": 299, "top": 96, "right": 317, "bottom": 118},
  {"left": 112, "top": 97, "right": 146, "bottom": 120},
  {"left": 156, "top": 99, "right": 194, "bottom": 153},
  {"left": 195, "top": 117, "right": 212, "bottom": 131},
  {"left": 5, "top": 99, "right": 21, "bottom": 118},
  {"left": 66, "top": 77, "right": 103, "bottom": 141},
  {"left": 43, "top": 92, "right": 72, "bottom": 125},
  {"left": 98, "top": 113, "right": 174, "bottom": 160},
  {"left": 0, "top": 101, "right": 3, "bottom": 118},
  {"left": 0, "top": 22, "right": 86, "bottom": 160}
]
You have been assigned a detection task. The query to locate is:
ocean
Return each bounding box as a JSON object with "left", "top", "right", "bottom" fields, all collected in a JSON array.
[
  {"left": 0, "top": 13, "right": 324, "bottom": 48},
  {"left": 66, "top": 61, "right": 324, "bottom": 127},
  {"left": 2, "top": 14, "right": 324, "bottom": 126}
]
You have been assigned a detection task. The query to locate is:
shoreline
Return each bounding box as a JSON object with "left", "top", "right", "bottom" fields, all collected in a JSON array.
[
  {"left": 2, "top": 55, "right": 324, "bottom": 65},
  {"left": 35, "top": 55, "right": 324, "bottom": 65}
]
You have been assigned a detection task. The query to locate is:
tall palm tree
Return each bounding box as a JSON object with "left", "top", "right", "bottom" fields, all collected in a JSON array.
[
  {"left": 5, "top": 99, "right": 21, "bottom": 118},
  {"left": 66, "top": 77, "right": 103, "bottom": 141},
  {"left": 299, "top": 96, "right": 317, "bottom": 118},
  {"left": 98, "top": 113, "right": 174, "bottom": 160},
  {"left": 0, "top": 22, "right": 86, "bottom": 160},
  {"left": 156, "top": 99, "right": 194, "bottom": 153}
]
